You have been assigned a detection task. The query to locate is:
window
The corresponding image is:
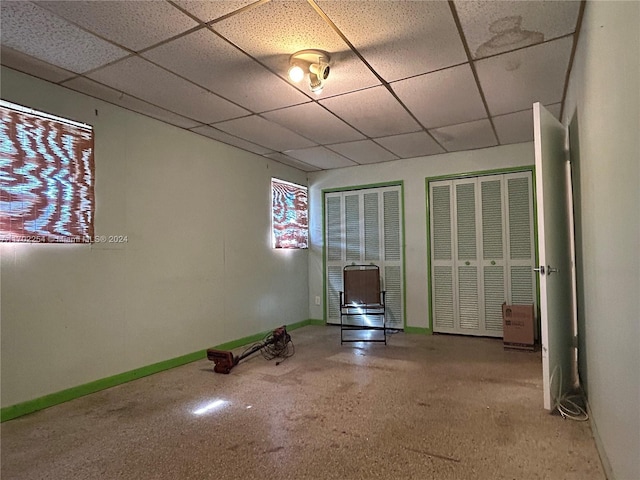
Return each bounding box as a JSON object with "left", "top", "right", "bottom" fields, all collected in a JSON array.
[
  {"left": 271, "top": 178, "right": 308, "bottom": 249},
  {"left": 0, "top": 99, "right": 94, "bottom": 243}
]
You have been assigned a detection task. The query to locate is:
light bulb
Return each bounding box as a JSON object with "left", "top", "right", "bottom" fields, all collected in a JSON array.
[{"left": 288, "top": 65, "right": 304, "bottom": 83}]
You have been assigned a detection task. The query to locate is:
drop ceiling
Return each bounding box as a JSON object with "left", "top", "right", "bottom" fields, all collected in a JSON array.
[{"left": 0, "top": 0, "right": 582, "bottom": 172}]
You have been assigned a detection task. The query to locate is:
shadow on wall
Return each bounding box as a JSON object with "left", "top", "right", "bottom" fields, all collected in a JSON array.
[{"left": 568, "top": 109, "right": 587, "bottom": 394}]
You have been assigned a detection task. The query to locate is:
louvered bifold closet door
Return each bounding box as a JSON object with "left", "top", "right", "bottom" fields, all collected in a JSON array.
[
  {"left": 325, "top": 186, "right": 404, "bottom": 328},
  {"left": 344, "top": 192, "right": 366, "bottom": 326},
  {"left": 364, "top": 192, "right": 380, "bottom": 262},
  {"left": 345, "top": 194, "right": 361, "bottom": 263},
  {"left": 362, "top": 191, "right": 383, "bottom": 328},
  {"left": 505, "top": 173, "right": 536, "bottom": 309},
  {"left": 383, "top": 190, "right": 403, "bottom": 329},
  {"left": 326, "top": 194, "right": 343, "bottom": 324},
  {"left": 430, "top": 172, "right": 535, "bottom": 337},
  {"left": 430, "top": 182, "right": 455, "bottom": 331},
  {"left": 480, "top": 178, "right": 507, "bottom": 336},
  {"left": 455, "top": 180, "right": 480, "bottom": 332}
]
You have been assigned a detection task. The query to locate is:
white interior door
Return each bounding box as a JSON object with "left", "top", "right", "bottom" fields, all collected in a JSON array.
[{"left": 533, "top": 102, "right": 576, "bottom": 411}]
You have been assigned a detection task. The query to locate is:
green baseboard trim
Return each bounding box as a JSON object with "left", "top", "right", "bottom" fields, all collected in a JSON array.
[
  {"left": 285, "top": 319, "right": 313, "bottom": 330},
  {"left": 404, "top": 326, "right": 432, "bottom": 335},
  {"left": 1, "top": 320, "right": 319, "bottom": 423},
  {"left": 307, "top": 319, "right": 325, "bottom": 326},
  {"left": 0, "top": 348, "right": 207, "bottom": 423}
]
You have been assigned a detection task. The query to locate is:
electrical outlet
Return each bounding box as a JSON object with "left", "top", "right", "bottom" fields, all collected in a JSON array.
[{"left": 315, "top": 296, "right": 321, "bottom": 305}]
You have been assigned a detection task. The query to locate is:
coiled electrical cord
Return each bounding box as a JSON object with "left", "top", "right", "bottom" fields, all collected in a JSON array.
[
  {"left": 550, "top": 366, "right": 589, "bottom": 421},
  {"left": 261, "top": 330, "right": 295, "bottom": 364},
  {"left": 240, "top": 330, "right": 295, "bottom": 366}
]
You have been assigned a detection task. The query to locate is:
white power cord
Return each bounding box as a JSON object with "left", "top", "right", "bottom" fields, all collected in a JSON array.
[{"left": 550, "top": 365, "right": 589, "bottom": 421}]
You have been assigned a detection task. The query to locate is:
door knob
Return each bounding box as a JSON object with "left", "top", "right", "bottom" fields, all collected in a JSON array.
[
  {"left": 547, "top": 266, "right": 558, "bottom": 275},
  {"left": 533, "top": 265, "right": 545, "bottom": 275}
]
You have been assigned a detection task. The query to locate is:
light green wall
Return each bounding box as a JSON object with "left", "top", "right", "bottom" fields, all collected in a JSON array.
[
  {"left": 307, "top": 143, "right": 534, "bottom": 330},
  {"left": 562, "top": 2, "right": 640, "bottom": 479},
  {"left": 0, "top": 68, "right": 309, "bottom": 408}
]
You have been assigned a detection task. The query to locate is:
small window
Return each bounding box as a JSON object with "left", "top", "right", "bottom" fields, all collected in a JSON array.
[
  {"left": 271, "top": 178, "right": 308, "bottom": 249},
  {"left": 0, "top": 99, "right": 95, "bottom": 243}
]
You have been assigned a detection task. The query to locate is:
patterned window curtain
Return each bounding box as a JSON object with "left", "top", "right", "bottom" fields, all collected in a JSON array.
[
  {"left": 271, "top": 178, "right": 308, "bottom": 249},
  {"left": 0, "top": 100, "right": 95, "bottom": 243}
]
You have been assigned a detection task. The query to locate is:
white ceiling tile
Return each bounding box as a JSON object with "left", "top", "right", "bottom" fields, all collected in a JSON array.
[
  {"left": 190, "top": 125, "right": 273, "bottom": 155},
  {"left": 283, "top": 146, "right": 356, "bottom": 170},
  {"left": 0, "top": 46, "right": 75, "bottom": 83},
  {"left": 117, "top": 97, "right": 203, "bottom": 130},
  {"left": 36, "top": 1, "right": 199, "bottom": 52},
  {"left": 173, "top": 1, "right": 255, "bottom": 23},
  {"left": 214, "top": 115, "right": 316, "bottom": 151},
  {"left": 87, "top": 56, "right": 249, "bottom": 124},
  {"left": 0, "top": 0, "right": 580, "bottom": 172},
  {"left": 430, "top": 119, "right": 497, "bottom": 152},
  {"left": 476, "top": 36, "right": 573, "bottom": 116},
  {"left": 317, "top": 1, "right": 466, "bottom": 81},
  {"left": 492, "top": 109, "right": 534, "bottom": 145},
  {"left": 264, "top": 152, "right": 321, "bottom": 172},
  {"left": 213, "top": 0, "right": 380, "bottom": 96},
  {"left": 392, "top": 64, "right": 487, "bottom": 129},
  {"left": 319, "top": 86, "right": 420, "bottom": 138},
  {"left": 493, "top": 103, "right": 562, "bottom": 144},
  {"left": 62, "top": 77, "right": 202, "bottom": 129},
  {"left": 278, "top": 147, "right": 357, "bottom": 170},
  {"left": 262, "top": 102, "right": 365, "bottom": 145},
  {"left": 455, "top": 0, "right": 581, "bottom": 59},
  {"left": 328, "top": 140, "right": 398, "bottom": 165},
  {"left": 142, "top": 29, "right": 308, "bottom": 113},
  {"left": 374, "top": 131, "right": 445, "bottom": 159},
  {"left": 0, "top": 1, "right": 128, "bottom": 73},
  {"left": 62, "top": 75, "right": 132, "bottom": 102}
]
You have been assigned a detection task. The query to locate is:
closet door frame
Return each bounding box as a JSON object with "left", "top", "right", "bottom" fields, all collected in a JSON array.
[
  {"left": 322, "top": 181, "right": 406, "bottom": 329},
  {"left": 426, "top": 167, "right": 539, "bottom": 335}
]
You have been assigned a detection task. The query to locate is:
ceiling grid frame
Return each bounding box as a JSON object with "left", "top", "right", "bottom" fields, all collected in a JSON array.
[
  {"left": 447, "top": 0, "right": 500, "bottom": 148},
  {"left": 0, "top": 0, "right": 583, "bottom": 170},
  {"left": 307, "top": 0, "right": 447, "bottom": 152}
]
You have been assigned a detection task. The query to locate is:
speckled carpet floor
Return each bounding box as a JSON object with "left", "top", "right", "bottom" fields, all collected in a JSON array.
[{"left": 1, "top": 325, "right": 605, "bottom": 479}]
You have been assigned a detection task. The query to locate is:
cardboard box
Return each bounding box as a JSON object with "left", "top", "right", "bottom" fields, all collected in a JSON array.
[{"left": 502, "top": 303, "right": 535, "bottom": 350}]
